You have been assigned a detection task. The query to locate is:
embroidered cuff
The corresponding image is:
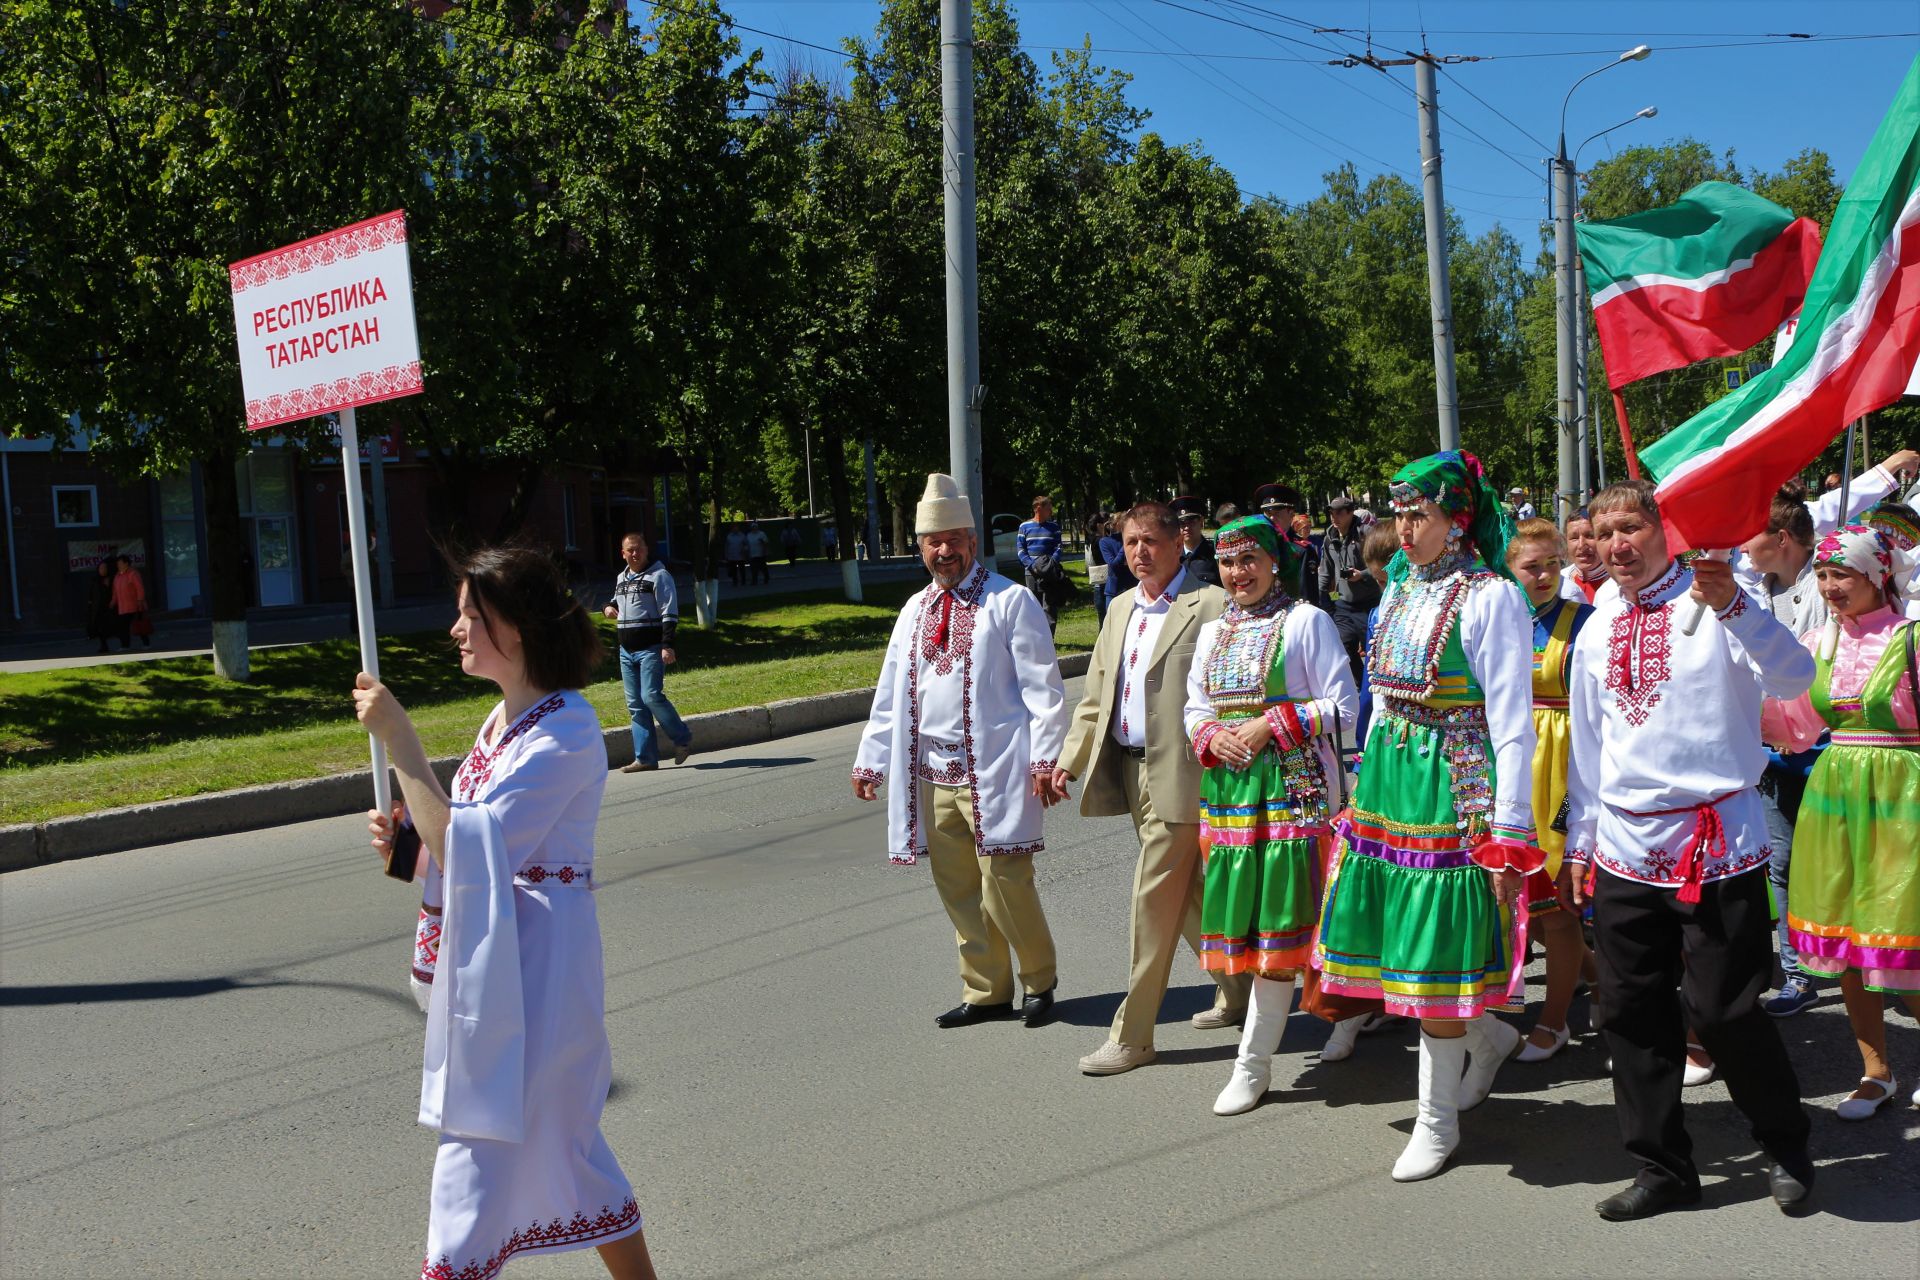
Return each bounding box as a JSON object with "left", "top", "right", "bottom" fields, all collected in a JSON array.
[
  {"left": 1563, "top": 845, "right": 1595, "bottom": 866},
  {"left": 1263, "top": 705, "right": 1307, "bottom": 752},
  {"left": 1192, "top": 721, "right": 1227, "bottom": 768},
  {"left": 1715, "top": 592, "right": 1750, "bottom": 623},
  {"left": 851, "top": 767, "right": 884, "bottom": 787},
  {"left": 1029, "top": 758, "right": 1058, "bottom": 778}
]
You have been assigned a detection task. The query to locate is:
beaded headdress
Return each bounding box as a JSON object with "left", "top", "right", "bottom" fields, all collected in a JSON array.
[
  {"left": 1213, "top": 513, "right": 1296, "bottom": 577},
  {"left": 1865, "top": 499, "right": 1920, "bottom": 552},
  {"left": 1385, "top": 450, "right": 1518, "bottom": 585}
]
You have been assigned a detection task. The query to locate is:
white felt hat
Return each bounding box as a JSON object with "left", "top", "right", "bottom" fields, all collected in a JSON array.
[{"left": 915, "top": 473, "right": 975, "bottom": 534}]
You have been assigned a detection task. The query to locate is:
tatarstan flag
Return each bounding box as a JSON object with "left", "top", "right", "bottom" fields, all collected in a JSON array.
[
  {"left": 1641, "top": 52, "right": 1920, "bottom": 551},
  {"left": 1578, "top": 182, "right": 1821, "bottom": 390}
]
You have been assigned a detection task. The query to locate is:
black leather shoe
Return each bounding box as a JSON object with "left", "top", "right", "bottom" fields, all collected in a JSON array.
[
  {"left": 934, "top": 1001, "right": 1014, "bottom": 1029},
  {"left": 1594, "top": 1180, "right": 1702, "bottom": 1221},
  {"left": 1021, "top": 985, "right": 1057, "bottom": 1028},
  {"left": 1769, "top": 1158, "right": 1815, "bottom": 1210}
]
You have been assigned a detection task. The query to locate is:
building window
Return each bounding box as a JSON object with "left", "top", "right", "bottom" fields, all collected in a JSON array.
[
  {"left": 53, "top": 485, "right": 98, "bottom": 527},
  {"left": 562, "top": 484, "right": 579, "bottom": 551}
]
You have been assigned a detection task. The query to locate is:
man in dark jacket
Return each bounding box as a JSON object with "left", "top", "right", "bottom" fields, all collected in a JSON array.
[
  {"left": 1316, "top": 496, "right": 1378, "bottom": 689},
  {"left": 1253, "top": 483, "right": 1320, "bottom": 606},
  {"left": 1169, "top": 495, "right": 1220, "bottom": 587}
]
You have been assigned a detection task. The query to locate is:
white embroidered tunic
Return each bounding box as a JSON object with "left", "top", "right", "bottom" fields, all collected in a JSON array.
[
  {"left": 419, "top": 692, "right": 639, "bottom": 1280},
  {"left": 1564, "top": 560, "right": 1817, "bottom": 892},
  {"left": 853, "top": 561, "right": 1068, "bottom": 864}
]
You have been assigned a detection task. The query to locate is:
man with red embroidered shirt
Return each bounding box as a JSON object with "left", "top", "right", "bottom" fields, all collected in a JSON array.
[
  {"left": 853, "top": 473, "right": 1068, "bottom": 1030},
  {"left": 1563, "top": 479, "right": 1817, "bottom": 1222}
]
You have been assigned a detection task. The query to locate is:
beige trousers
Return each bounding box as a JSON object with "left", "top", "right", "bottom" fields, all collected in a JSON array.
[
  {"left": 924, "top": 783, "right": 1058, "bottom": 1004},
  {"left": 1110, "top": 753, "right": 1251, "bottom": 1048}
]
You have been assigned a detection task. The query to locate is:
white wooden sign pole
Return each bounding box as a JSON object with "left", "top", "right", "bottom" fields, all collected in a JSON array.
[
  {"left": 228, "top": 210, "right": 423, "bottom": 833},
  {"left": 338, "top": 405, "right": 393, "bottom": 821}
]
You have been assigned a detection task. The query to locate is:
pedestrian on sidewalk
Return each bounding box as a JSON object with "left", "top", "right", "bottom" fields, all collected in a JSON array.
[
  {"left": 1056, "top": 501, "right": 1245, "bottom": 1079},
  {"left": 781, "top": 523, "right": 802, "bottom": 564},
  {"left": 746, "top": 520, "right": 771, "bottom": 584},
  {"left": 853, "top": 472, "right": 1068, "bottom": 1030},
  {"left": 604, "top": 532, "right": 693, "bottom": 773},
  {"left": 1316, "top": 496, "right": 1378, "bottom": 691},
  {"left": 86, "top": 560, "right": 115, "bottom": 654},
  {"left": 1017, "top": 494, "right": 1067, "bottom": 634},
  {"left": 1563, "top": 479, "right": 1816, "bottom": 1221},
  {"left": 723, "top": 523, "right": 748, "bottom": 587},
  {"left": 111, "top": 553, "right": 151, "bottom": 648},
  {"left": 354, "top": 544, "right": 657, "bottom": 1280}
]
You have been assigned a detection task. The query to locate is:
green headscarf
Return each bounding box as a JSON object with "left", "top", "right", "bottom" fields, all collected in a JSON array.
[
  {"left": 1214, "top": 513, "right": 1303, "bottom": 585},
  {"left": 1385, "top": 449, "right": 1517, "bottom": 585}
]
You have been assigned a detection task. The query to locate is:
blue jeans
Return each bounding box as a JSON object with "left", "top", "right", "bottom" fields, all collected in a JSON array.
[
  {"left": 620, "top": 646, "right": 690, "bottom": 766},
  {"left": 1760, "top": 765, "right": 1813, "bottom": 987}
]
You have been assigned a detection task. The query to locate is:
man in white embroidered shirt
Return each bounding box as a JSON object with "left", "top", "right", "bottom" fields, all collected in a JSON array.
[
  {"left": 1054, "top": 501, "right": 1244, "bottom": 1076},
  {"left": 1563, "top": 479, "right": 1817, "bottom": 1222},
  {"left": 852, "top": 474, "right": 1068, "bottom": 1030}
]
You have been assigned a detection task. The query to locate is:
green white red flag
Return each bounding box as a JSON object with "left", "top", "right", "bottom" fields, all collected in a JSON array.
[
  {"left": 1578, "top": 182, "right": 1821, "bottom": 390},
  {"left": 1641, "top": 52, "right": 1920, "bottom": 551}
]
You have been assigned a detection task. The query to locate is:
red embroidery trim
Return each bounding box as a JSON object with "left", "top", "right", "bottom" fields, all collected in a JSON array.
[
  {"left": 517, "top": 864, "right": 589, "bottom": 886},
  {"left": 1606, "top": 601, "right": 1673, "bottom": 728},
  {"left": 454, "top": 694, "right": 569, "bottom": 802},
  {"left": 421, "top": 1197, "right": 640, "bottom": 1280}
]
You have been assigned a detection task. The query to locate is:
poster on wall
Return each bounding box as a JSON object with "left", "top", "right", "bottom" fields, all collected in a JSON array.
[{"left": 67, "top": 538, "right": 147, "bottom": 573}]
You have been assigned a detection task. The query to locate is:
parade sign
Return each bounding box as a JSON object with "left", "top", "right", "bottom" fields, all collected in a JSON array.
[{"left": 228, "top": 210, "right": 422, "bottom": 431}]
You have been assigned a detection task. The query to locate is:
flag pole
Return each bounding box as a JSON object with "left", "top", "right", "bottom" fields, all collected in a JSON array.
[
  {"left": 1612, "top": 387, "right": 1643, "bottom": 480},
  {"left": 339, "top": 406, "right": 394, "bottom": 826}
]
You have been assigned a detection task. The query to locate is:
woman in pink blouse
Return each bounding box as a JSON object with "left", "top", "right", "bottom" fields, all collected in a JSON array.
[{"left": 1762, "top": 524, "right": 1920, "bottom": 1121}]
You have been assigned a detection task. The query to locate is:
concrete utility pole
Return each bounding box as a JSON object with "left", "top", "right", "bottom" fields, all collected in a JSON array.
[
  {"left": 1413, "top": 54, "right": 1462, "bottom": 452},
  {"left": 1337, "top": 50, "right": 1467, "bottom": 453},
  {"left": 1553, "top": 150, "right": 1579, "bottom": 529},
  {"left": 940, "top": 0, "right": 984, "bottom": 536}
]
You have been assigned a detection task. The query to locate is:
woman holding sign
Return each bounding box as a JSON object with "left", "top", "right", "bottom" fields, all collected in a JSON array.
[{"left": 354, "top": 546, "right": 655, "bottom": 1280}]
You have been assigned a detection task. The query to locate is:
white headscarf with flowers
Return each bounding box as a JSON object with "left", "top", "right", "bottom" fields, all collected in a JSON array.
[{"left": 1812, "top": 523, "right": 1917, "bottom": 656}]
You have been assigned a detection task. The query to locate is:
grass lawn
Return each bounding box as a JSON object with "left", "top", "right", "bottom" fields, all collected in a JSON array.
[{"left": 0, "top": 570, "right": 1098, "bottom": 826}]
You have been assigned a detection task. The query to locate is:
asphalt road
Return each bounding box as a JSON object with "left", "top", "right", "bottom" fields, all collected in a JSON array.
[{"left": 4, "top": 682, "right": 1917, "bottom": 1279}]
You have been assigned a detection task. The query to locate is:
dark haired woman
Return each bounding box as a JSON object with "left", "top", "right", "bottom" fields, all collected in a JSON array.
[
  {"left": 1315, "top": 450, "right": 1540, "bottom": 1182},
  {"left": 353, "top": 546, "right": 655, "bottom": 1280}
]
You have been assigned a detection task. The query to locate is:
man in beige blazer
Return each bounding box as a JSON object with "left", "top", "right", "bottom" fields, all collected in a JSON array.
[{"left": 1052, "top": 501, "right": 1249, "bottom": 1075}]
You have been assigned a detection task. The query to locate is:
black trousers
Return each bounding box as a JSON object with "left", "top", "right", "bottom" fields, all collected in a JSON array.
[
  {"left": 1330, "top": 600, "right": 1368, "bottom": 693},
  {"left": 1592, "top": 867, "right": 1810, "bottom": 1191}
]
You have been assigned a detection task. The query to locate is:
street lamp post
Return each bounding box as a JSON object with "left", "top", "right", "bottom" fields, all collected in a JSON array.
[
  {"left": 1571, "top": 105, "right": 1658, "bottom": 504},
  {"left": 1555, "top": 44, "right": 1649, "bottom": 528}
]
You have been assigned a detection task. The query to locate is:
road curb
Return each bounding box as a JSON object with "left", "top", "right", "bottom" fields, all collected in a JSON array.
[{"left": 2, "top": 651, "right": 1091, "bottom": 872}]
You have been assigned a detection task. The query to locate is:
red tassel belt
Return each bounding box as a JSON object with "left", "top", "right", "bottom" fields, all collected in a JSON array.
[{"left": 1622, "top": 788, "right": 1743, "bottom": 904}]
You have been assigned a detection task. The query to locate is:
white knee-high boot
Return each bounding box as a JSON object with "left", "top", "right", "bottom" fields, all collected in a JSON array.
[
  {"left": 1213, "top": 974, "right": 1294, "bottom": 1116},
  {"left": 1459, "top": 1013, "right": 1522, "bottom": 1111},
  {"left": 1320, "top": 1015, "right": 1364, "bottom": 1062},
  {"left": 1393, "top": 1031, "right": 1466, "bottom": 1181}
]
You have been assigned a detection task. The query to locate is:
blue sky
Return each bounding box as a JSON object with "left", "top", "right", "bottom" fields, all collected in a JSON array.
[{"left": 722, "top": 0, "right": 1920, "bottom": 239}]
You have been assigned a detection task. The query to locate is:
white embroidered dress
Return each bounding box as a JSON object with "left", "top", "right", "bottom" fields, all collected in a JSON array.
[
  {"left": 1564, "top": 561, "right": 1816, "bottom": 895},
  {"left": 853, "top": 561, "right": 1068, "bottom": 864},
  {"left": 419, "top": 691, "right": 639, "bottom": 1280}
]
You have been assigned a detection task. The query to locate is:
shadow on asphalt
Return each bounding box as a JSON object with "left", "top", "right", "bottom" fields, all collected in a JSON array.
[
  {"left": 686, "top": 756, "right": 815, "bottom": 770},
  {"left": 0, "top": 975, "right": 419, "bottom": 1015}
]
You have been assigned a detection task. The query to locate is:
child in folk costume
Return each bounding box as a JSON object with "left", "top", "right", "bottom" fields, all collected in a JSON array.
[
  {"left": 355, "top": 547, "right": 654, "bottom": 1280},
  {"left": 1183, "top": 516, "right": 1357, "bottom": 1115},
  {"left": 1316, "top": 450, "right": 1541, "bottom": 1183},
  {"left": 1762, "top": 524, "right": 1920, "bottom": 1120},
  {"left": 1504, "top": 519, "right": 1598, "bottom": 1063}
]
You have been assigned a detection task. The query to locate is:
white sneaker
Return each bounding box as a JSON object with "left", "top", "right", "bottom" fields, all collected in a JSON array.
[{"left": 1320, "top": 1016, "right": 1364, "bottom": 1062}]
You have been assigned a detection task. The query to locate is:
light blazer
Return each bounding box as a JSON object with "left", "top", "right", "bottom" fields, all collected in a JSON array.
[{"left": 1060, "top": 572, "right": 1228, "bottom": 820}]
